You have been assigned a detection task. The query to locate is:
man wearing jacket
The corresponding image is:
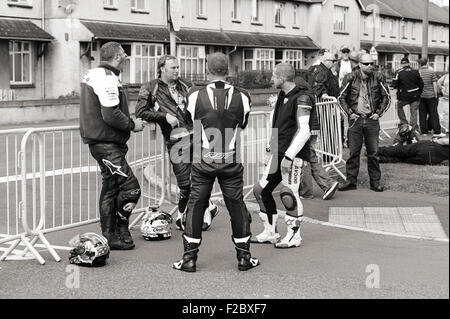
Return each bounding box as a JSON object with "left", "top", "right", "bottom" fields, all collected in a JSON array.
[
  {"left": 252, "top": 63, "right": 316, "bottom": 248},
  {"left": 136, "top": 55, "right": 218, "bottom": 231},
  {"left": 312, "top": 52, "right": 340, "bottom": 99},
  {"left": 392, "top": 57, "right": 424, "bottom": 133},
  {"left": 80, "top": 42, "right": 145, "bottom": 250},
  {"left": 338, "top": 54, "right": 391, "bottom": 192}
]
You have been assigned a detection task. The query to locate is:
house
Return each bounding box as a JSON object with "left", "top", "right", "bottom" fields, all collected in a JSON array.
[{"left": 359, "top": 0, "right": 449, "bottom": 72}]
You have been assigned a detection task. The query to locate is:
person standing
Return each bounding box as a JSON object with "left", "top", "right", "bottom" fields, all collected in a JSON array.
[
  {"left": 172, "top": 53, "right": 259, "bottom": 272},
  {"left": 336, "top": 46, "right": 353, "bottom": 88},
  {"left": 338, "top": 54, "right": 391, "bottom": 192},
  {"left": 80, "top": 42, "right": 145, "bottom": 250},
  {"left": 418, "top": 58, "right": 442, "bottom": 136},
  {"left": 437, "top": 69, "right": 449, "bottom": 134},
  {"left": 392, "top": 57, "right": 424, "bottom": 133},
  {"left": 312, "top": 52, "right": 340, "bottom": 99},
  {"left": 252, "top": 63, "right": 314, "bottom": 248},
  {"left": 136, "top": 55, "right": 218, "bottom": 232}
]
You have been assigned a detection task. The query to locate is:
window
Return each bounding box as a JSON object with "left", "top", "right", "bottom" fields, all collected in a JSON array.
[
  {"left": 251, "top": 0, "right": 261, "bottom": 23},
  {"left": 103, "top": 0, "right": 118, "bottom": 9},
  {"left": 434, "top": 55, "right": 445, "bottom": 72},
  {"left": 283, "top": 50, "right": 302, "bottom": 70},
  {"left": 380, "top": 17, "right": 386, "bottom": 37},
  {"left": 362, "top": 16, "right": 368, "bottom": 35},
  {"left": 9, "top": 41, "right": 32, "bottom": 84},
  {"left": 232, "top": 0, "right": 239, "bottom": 21},
  {"left": 401, "top": 21, "right": 407, "bottom": 38},
  {"left": 274, "top": 2, "right": 284, "bottom": 26},
  {"left": 243, "top": 48, "right": 274, "bottom": 71},
  {"left": 334, "top": 6, "right": 349, "bottom": 33},
  {"left": 389, "top": 19, "right": 397, "bottom": 37},
  {"left": 178, "top": 45, "right": 206, "bottom": 81},
  {"left": 293, "top": 4, "right": 298, "bottom": 27},
  {"left": 128, "top": 43, "right": 163, "bottom": 84},
  {"left": 7, "top": 0, "right": 32, "bottom": 7},
  {"left": 411, "top": 22, "right": 416, "bottom": 39},
  {"left": 441, "top": 26, "right": 446, "bottom": 42},
  {"left": 197, "top": 0, "right": 206, "bottom": 17},
  {"left": 131, "top": 0, "right": 147, "bottom": 12}
]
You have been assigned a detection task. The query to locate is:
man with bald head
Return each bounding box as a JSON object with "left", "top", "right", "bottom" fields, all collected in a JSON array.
[
  {"left": 172, "top": 52, "right": 259, "bottom": 272},
  {"left": 253, "top": 63, "right": 318, "bottom": 249},
  {"left": 338, "top": 54, "right": 391, "bottom": 192}
]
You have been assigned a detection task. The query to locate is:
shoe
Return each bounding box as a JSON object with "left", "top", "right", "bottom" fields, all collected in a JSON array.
[
  {"left": 117, "top": 217, "right": 134, "bottom": 245},
  {"left": 370, "top": 184, "right": 384, "bottom": 192},
  {"left": 202, "top": 201, "right": 219, "bottom": 231},
  {"left": 251, "top": 213, "right": 280, "bottom": 244},
  {"left": 233, "top": 236, "right": 260, "bottom": 271},
  {"left": 172, "top": 235, "right": 201, "bottom": 273},
  {"left": 323, "top": 181, "right": 339, "bottom": 200},
  {"left": 100, "top": 215, "right": 135, "bottom": 250},
  {"left": 338, "top": 182, "right": 357, "bottom": 191},
  {"left": 175, "top": 211, "right": 186, "bottom": 231},
  {"left": 274, "top": 216, "right": 302, "bottom": 249},
  {"left": 432, "top": 132, "right": 447, "bottom": 138}
]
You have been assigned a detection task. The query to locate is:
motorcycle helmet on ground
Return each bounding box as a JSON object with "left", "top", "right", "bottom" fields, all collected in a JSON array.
[
  {"left": 141, "top": 205, "right": 173, "bottom": 241},
  {"left": 69, "top": 233, "right": 110, "bottom": 267}
]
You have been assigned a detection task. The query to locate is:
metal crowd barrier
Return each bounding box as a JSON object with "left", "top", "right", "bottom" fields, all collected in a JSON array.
[
  {"left": 0, "top": 100, "right": 344, "bottom": 264},
  {"left": 0, "top": 124, "right": 166, "bottom": 264}
]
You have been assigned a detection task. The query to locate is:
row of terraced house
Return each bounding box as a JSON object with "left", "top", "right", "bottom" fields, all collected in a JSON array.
[{"left": 0, "top": 0, "right": 449, "bottom": 101}]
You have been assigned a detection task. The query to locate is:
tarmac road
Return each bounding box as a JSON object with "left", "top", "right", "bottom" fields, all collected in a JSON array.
[{"left": 0, "top": 201, "right": 448, "bottom": 299}]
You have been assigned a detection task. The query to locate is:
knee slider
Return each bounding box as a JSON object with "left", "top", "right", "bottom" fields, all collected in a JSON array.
[
  {"left": 117, "top": 177, "right": 141, "bottom": 217},
  {"left": 280, "top": 187, "right": 297, "bottom": 211}
]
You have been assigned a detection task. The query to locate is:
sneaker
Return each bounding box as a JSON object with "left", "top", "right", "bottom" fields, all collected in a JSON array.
[
  {"left": 323, "top": 181, "right": 339, "bottom": 200},
  {"left": 433, "top": 132, "right": 447, "bottom": 138}
]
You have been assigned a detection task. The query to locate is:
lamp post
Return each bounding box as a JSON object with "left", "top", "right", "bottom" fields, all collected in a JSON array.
[{"left": 422, "top": 0, "right": 429, "bottom": 59}]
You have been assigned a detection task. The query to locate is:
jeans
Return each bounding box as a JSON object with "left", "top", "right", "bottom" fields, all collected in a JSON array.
[
  {"left": 397, "top": 100, "right": 420, "bottom": 131},
  {"left": 300, "top": 135, "right": 335, "bottom": 197},
  {"left": 346, "top": 117, "right": 381, "bottom": 186},
  {"left": 419, "top": 97, "right": 441, "bottom": 134},
  {"left": 438, "top": 98, "right": 449, "bottom": 132}
]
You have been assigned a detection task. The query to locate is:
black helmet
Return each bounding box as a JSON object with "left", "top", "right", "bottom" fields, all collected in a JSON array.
[
  {"left": 69, "top": 233, "right": 110, "bottom": 267},
  {"left": 398, "top": 123, "right": 413, "bottom": 141}
]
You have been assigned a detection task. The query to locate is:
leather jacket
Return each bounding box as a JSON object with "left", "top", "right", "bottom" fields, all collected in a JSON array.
[
  {"left": 135, "top": 78, "right": 192, "bottom": 141},
  {"left": 338, "top": 70, "right": 391, "bottom": 117}
]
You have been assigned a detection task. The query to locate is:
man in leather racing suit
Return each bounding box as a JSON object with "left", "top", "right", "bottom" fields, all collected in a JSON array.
[
  {"left": 172, "top": 53, "right": 259, "bottom": 272},
  {"left": 80, "top": 42, "right": 145, "bottom": 250}
]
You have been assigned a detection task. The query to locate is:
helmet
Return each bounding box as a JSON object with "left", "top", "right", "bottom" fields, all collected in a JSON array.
[
  {"left": 69, "top": 233, "right": 110, "bottom": 267},
  {"left": 398, "top": 123, "right": 414, "bottom": 141},
  {"left": 140, "top": 206, "right": 173, "bottom": 241}
]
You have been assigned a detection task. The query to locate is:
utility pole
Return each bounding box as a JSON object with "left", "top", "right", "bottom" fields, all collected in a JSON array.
[
  {"left": 422, "top": 0, "right": 429, "bottom": 59},
  {"left": 167, "top": 0, "right": 182, "bottom": 56}
]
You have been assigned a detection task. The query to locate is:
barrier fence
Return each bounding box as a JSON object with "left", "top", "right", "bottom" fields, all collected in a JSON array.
[{"left": 1, "top": 99, "right": 345, "bottom": 264}]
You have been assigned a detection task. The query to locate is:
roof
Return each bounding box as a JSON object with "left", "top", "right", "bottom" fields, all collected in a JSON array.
[
  {"left": 360, "top": 0, "right": 449, "bottom": 24},
  {"left": 361, "top": 41, "right": 449, "bottom": 55},
  {"left": 0, "top": 19, "right": 54, "bottom": 42},
  {"left": 81, "top": 21, "right": 319, "bottom": 50}
]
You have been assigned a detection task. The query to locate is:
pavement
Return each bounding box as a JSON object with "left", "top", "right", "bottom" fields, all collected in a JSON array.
[{"left": 0, "top": 187, "right": 448, "bottom": 299}]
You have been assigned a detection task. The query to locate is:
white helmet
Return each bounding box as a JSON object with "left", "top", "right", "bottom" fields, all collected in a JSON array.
[
  {"left": 140, "top": 206, "right": 173, "bottom": 241},
  {"left": 69, "top": 233, "right": 110, "bottom": 267}
]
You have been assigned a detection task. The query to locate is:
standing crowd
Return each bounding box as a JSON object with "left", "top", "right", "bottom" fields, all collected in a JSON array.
[{"left": 77, "top": 42, "right": 448, "bottom": 271}]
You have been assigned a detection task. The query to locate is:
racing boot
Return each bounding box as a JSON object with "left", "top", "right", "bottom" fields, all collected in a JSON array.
[
  {"left": 251, "top": 212, "right": 280, "bottom": 244},
  {"left": 172, "top": 235, "right": 201, "bottom": 273},
  {"left": 202, "top": 200, "right": 219, "bottom": 231},
  {"left": 116, "top": 214, "right": 134, "bottom": 245},
  {"left": 232, "top": 236, "right": 260, "bottom": 271},
  {"left": 100, "top": 215, "right": 135, "bottom": 250},
  {"left": 274, "top": 215, "right": 302, "bottom": 249}
]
